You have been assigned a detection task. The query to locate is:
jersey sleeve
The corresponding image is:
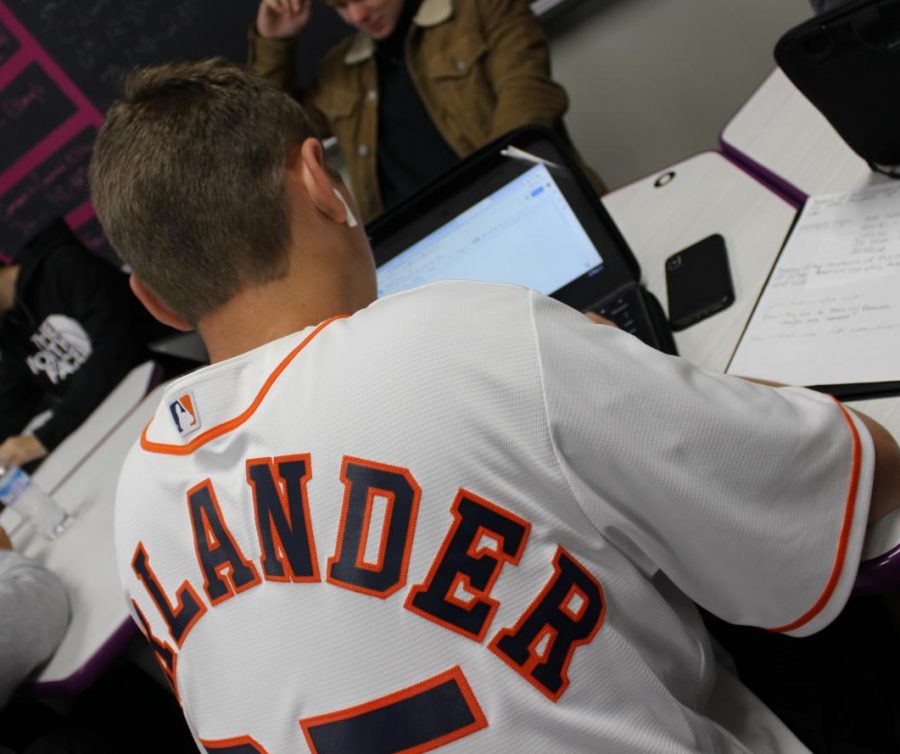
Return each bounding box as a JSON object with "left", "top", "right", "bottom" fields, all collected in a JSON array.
[{"left": 528, "top": 290, "right": 874, "bottom": 637}]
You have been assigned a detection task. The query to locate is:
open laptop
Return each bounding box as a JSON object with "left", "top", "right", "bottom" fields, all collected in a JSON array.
[{"left": 367, "top": 126, "right": 676, "bottom": 354}]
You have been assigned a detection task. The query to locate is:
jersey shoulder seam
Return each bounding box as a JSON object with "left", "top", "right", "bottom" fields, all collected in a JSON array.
[
  {"left": 767, "top": 399, "right": 865, "bottom": 633},
  {"left": 525, "top": 290, "right": 598, "bottom": 528},
  {"left": 140, "top": 315, "right": 347, "bottom": 456}
]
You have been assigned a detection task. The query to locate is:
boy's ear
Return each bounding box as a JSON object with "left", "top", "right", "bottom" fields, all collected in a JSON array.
[
  {"left": 295, "top": 137, "right": 348, "bottom": 226},
  {"left": 129, "top": 274, "right": 193, "bottom": 332}
]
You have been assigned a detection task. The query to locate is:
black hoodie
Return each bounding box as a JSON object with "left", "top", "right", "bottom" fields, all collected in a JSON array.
[{"left": 0, "top": 221, "right": 168, "bottom": 452}]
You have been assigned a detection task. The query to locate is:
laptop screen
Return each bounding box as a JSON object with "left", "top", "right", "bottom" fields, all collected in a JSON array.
[
  {"left": 376, "top": 163, "right": 603, "bottom": 298},
  {"left": 367, "top": 126, "right": 673, "bottom": 354}
]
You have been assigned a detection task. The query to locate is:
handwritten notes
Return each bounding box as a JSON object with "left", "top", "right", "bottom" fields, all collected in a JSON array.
[{"left": 727, "top": 182, "right": 900, "bottom": 387}]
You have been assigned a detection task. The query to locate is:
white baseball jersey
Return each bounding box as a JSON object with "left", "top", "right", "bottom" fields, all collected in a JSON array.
[{"left": 115, "top": 281, "right": 873, "bottom": 754}]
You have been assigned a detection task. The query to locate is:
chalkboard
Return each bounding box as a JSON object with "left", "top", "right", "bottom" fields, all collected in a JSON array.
[
  {"left": 1, "top": 62, "right": 75, "bottom": 173},
  {"left": 6, "top": 0, "right": 258, "bottom": 109},
  {"left": 0, "top": 11, "right": 18, "bottom": 64},
  {"left": 0, "top": 0, "right": 350, "bottom": 262},
  {"left": 0, "top": 125, "right": 94, "bottom": 252}
]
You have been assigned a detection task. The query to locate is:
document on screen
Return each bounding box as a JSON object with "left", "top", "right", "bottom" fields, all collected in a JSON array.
[{"left": 727, "top": 182, "right": 900, "bottom": 393}]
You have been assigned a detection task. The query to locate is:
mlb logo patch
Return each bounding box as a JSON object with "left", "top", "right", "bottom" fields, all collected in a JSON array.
[{"left": 169, "top": 390, "right": 201, "bottom": 436}]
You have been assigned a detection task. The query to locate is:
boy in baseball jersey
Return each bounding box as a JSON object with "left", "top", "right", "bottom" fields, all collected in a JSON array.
[{"left": 90, "top": 60, "right": 900, "bottom": 753}]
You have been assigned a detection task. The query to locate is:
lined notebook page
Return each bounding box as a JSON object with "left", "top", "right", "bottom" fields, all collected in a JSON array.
[{"left": 727, "top": 182, "right": 900, "bottom": 387}]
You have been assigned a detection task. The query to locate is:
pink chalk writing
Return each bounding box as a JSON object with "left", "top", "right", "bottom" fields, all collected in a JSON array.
[{"left": 0, "top": 1, "right": 103, "bottom": 256}]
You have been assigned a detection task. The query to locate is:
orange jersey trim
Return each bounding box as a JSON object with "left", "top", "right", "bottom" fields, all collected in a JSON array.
[
  {"left": 141, "top": 316, "right": 348, "bottom": 456},
  {"left": 200, "top": 735, "right": 269, "bottom": 752},
  {"left": 768, "top": 400, "right": 863, "bottom": 634}
]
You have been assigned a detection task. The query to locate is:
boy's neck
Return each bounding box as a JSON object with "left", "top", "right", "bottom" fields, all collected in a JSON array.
[{"left": 196, "top": 265, "right": 367, "bottom": 364}]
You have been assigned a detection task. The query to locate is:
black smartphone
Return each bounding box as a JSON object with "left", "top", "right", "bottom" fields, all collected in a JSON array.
[{"left": 665, "top": 234, "right": 735, "bottom": 331}]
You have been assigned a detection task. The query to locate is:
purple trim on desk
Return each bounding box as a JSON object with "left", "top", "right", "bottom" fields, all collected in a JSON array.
[
  {"left": 715, "top": 70, "right": 806, "bottom": 206},
  {"left": 853, "top": 543, "right": 900, "bottom": 596},
  {"left": 719, "top": 139, "right": 806, "bottom": 209},
  {"left": 30, "top": 618, "right": 139, "bottom": 695}
]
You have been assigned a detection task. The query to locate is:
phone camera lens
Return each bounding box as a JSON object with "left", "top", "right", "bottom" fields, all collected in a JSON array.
[{"left": 667, "top": 255, "right": 682, "bottom": 271}]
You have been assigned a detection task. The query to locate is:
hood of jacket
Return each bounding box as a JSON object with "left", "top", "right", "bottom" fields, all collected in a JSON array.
[{"left": 13, "top": 219, "right": 83, "bottom": 318}]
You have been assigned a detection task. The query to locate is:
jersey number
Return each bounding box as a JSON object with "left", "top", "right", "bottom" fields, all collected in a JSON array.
[{"left": 202, "top": 666, "right": 486, "bottom": 754}]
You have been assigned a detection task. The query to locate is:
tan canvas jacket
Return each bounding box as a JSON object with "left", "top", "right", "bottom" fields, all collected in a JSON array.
[{"left": 249, "top": 0, "right": 602, "bottom": 222}]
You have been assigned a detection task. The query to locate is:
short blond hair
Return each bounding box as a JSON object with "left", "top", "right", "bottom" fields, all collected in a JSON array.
[{"left": 90, "top": 59, "right": 318, "bottom": 325}]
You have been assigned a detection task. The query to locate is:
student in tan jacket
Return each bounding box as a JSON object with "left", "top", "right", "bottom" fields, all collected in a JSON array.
[{"left": 249, "top": 0, "right": 603, "bottom": 222}]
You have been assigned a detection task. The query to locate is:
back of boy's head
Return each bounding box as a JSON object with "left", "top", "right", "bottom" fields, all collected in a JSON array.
[{"left": 90, "top": 58, "right": 318, "bottom": 325}]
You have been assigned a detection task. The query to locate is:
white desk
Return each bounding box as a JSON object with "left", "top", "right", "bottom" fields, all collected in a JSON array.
[
  {"left": 1, "top": 362, "right": 165, "bottom": 693},
  {"left": 720, "top": 68, "right": 889, "bottom": 203},
  {"left": 603, "top": 151, "right": 797, "bottom": 373},
  {"left": 604, "top": 152, "right": 900, "bottom": 562}
]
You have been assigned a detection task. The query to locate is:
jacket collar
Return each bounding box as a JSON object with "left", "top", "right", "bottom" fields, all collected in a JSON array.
[
  {"left": 343, "top": 0, "right": 453, "bottom": 64},
  {"left": 414, "top": 0, "right": 452, "bottom": 27}
]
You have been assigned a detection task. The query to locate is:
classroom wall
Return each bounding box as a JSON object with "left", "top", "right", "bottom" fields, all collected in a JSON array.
[
  {"left": 545, "top": 0, "right": 815, "bottom": 190},
  {"left": 1, "top": 0, "right": 816, "bottom": 260},
  {"left": 0, "top": 0, "right": 345, "bottom": 261}
]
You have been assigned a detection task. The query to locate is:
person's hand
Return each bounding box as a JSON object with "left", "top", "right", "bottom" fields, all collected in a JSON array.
[
  {"left": 0, "top": 527, "right": 11, "bottom": 550},
  {"left": 0, "top": 435, "right": 47, "bottom": 468},
  {"left": 584, "top": 311, "right": 617, "bottom": 327},
  {"left": 256, "top": 0, "right": 312, "bottom": 39}
]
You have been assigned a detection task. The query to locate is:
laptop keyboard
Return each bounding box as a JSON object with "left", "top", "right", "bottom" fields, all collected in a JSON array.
[
  {"left": 592, "top": 293, "right": 640, "bottom": 336},
  {"left": 589, "top": 288, "right": 678, "bottom": 356}
]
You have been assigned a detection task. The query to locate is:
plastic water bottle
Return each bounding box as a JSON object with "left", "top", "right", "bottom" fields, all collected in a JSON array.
[{"left": 0, "top": 465, "right": 71, "bottom": 540}]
